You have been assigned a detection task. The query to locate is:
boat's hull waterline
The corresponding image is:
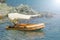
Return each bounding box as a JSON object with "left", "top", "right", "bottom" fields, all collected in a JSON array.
[{"left": 6, "top": 23, "right": 45, "bottom": 31}]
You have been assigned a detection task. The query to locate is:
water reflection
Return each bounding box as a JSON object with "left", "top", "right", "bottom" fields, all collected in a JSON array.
[
  {"left": 6, "top": 30, "right": 45, "bottom": 40},
  {"left": 24, "top": 30, "right": 45, "bottom": 39}
]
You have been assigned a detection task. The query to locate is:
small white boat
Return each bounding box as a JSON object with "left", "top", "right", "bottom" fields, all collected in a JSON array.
[{"left": 6, "top": 13, "right": 45, "bottom": 31}]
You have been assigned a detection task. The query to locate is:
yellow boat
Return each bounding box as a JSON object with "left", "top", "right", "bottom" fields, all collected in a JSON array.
[{"left": 6, "top": 23, "right": 45, "bottom": 31}]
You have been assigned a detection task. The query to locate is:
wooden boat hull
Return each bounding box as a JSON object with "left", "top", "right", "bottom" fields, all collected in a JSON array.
[{"left": 6, "top": 23, "right": 45, "bottom": 31}]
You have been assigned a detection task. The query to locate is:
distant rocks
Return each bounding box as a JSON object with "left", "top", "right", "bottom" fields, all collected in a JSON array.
[
  {"left": 0, "top": 3, "right": 14, "bottom": 18},
  {"left": 0, "top": 3, "right": 53, "bottom": 19},
  {"left": 39, "top": 12, "right": 53, "bottom": 18},
  {"left": 11, "top": 4, "right": 53, "bottom": 18},
  {"left": 0, "top": 0, "right": 5, "bottom": 3},
  {"left": 10, "top": 4, "right": 39, "bottom": 15}
]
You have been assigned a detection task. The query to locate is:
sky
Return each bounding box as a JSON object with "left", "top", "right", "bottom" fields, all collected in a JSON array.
[{"left": 6, "top": 0, "right": 60, "bottom": 13}]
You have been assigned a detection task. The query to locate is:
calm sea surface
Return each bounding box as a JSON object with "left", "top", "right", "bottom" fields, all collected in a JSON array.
[{"left": 0, "top": 14, "right": 60, "bottom": 40}]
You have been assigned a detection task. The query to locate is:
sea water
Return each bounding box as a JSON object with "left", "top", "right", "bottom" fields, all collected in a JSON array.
[{"left": 0, "top": 14, "right": 60, "bottom": 40}]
